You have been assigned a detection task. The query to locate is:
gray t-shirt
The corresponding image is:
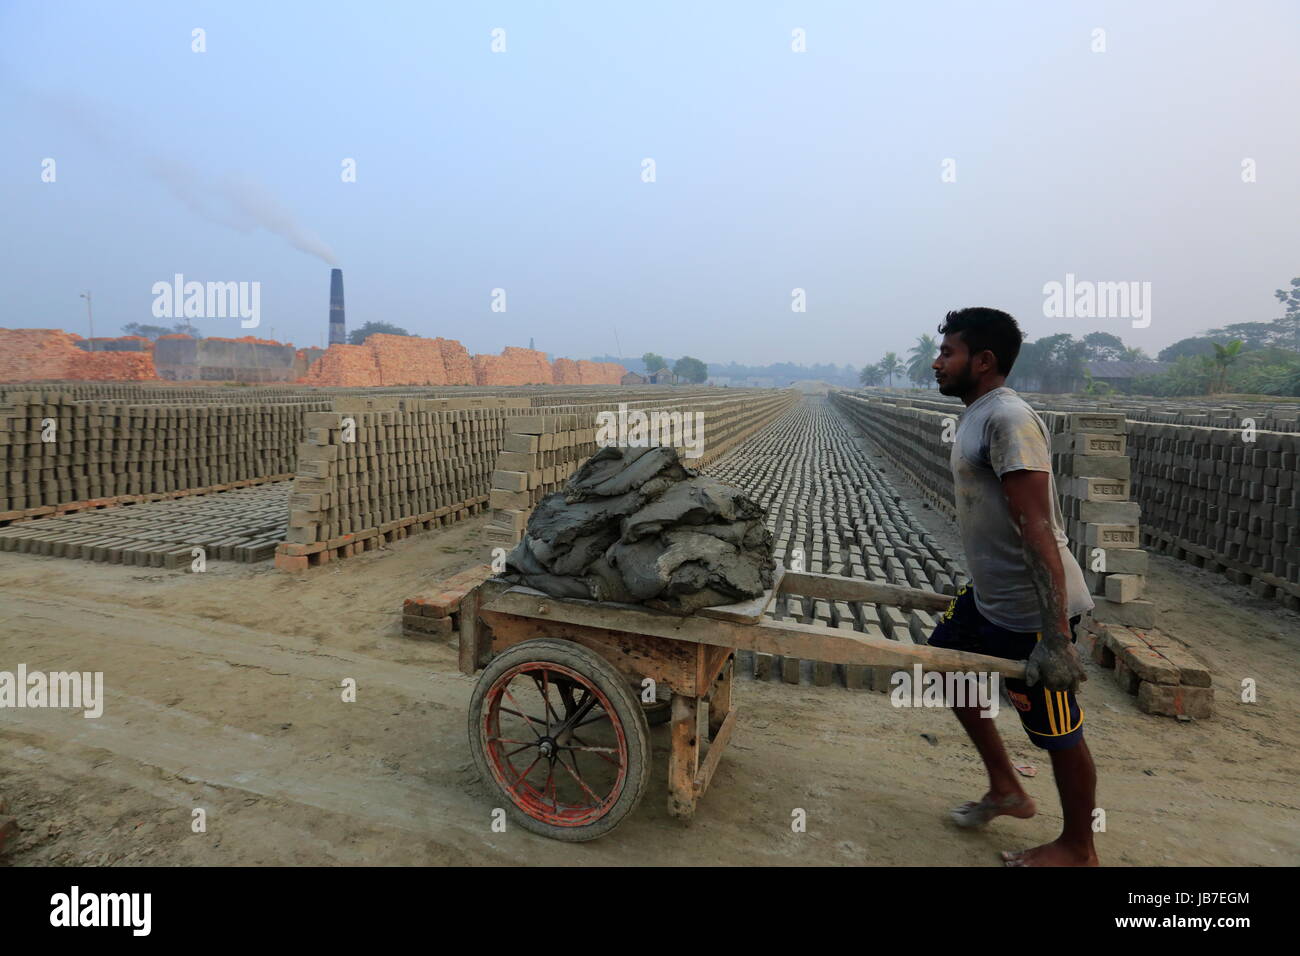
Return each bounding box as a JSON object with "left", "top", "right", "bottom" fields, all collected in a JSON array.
[{"left": 950, "top": 386, "right": 1094, "bottom": 632}]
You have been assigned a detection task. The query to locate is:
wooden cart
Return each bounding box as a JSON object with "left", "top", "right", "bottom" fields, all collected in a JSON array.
[{"left": 458, "top": 568, "right": 1027, "bottom": 842}]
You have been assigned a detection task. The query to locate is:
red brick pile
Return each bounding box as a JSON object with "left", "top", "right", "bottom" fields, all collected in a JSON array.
[
  {"left": 366, "top": 333, "right": 476, "bottom": 385},
  {"left": 301, "top": 334, "right": 477, "bottom": 386},
  {"left": 299, "top": 343, "right": 382, "bottom": 386},
  {"left": 576, "top": 360, "right": 625, "bottom": 385},
  {"left": 552, "top": 357, "right": 581, "bottom": 384},
  {"left": 299, "top": 335, "right": 626, "bottom": 387},
  {"left": 0, "top": 329, "right": 157, "bottom": 382},
  {"left": 440, "top": 339, "right": 475, "bottom": 383},
  {"left": 473, "top": 346, "right": 554, "bottom": 386}
]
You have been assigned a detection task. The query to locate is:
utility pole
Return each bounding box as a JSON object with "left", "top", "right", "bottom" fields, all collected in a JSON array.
[{"left": 79, "top": 291, "right": 94, "bottom": 350}]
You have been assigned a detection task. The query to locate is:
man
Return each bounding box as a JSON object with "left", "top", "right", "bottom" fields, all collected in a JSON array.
[{"left": 929, "top": 307, "right": 1099, "bottom": 867}]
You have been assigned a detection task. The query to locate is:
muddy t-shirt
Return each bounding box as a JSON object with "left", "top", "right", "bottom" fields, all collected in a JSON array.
[{"left": 950, "top": 387, "right": 1093, "bottom": 632}]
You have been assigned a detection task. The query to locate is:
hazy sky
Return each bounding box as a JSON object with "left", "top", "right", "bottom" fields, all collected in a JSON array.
[{"left": 2, "top": 1, "right": 1297, "bottom": 366}]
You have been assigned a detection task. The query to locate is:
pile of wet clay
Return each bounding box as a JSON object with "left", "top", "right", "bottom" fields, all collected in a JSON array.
[{"left": 499, "top": 445, "right": 774, "bottom": 614}]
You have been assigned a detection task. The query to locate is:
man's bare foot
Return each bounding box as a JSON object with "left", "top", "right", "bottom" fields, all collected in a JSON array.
[
  {"left": 1001, "top": 839, "right": 1099, "bottom": 867},
  {"left": 950, "top": 791, "right": 1037, "bottom": 829}
]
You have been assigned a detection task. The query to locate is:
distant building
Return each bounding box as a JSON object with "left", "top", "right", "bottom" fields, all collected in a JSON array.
[
  {"left": 621, "top": 371, "right": 647, "bottom": 385},
  {"left": 648, "top": 367, "right": 677, "bottom": 385}
]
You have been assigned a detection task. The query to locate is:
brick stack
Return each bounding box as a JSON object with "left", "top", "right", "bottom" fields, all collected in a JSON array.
[
  {"left": 365, "top": 334, "right": 464, "bottom": 386},
  {"left": 485, "top": 413, "right": 595, "bottom": 546},
  {"left": 1078, "top": 620, "right": 1215, "bottom": 718},
  {"left": 275, "top": 397, "right": 522, "bottom": 569},
  {"left": 0, "top": 481, "right": 289, "bottom": 567},
  {"left": 551, "top": 358, "right": 582, "bottom": 385},
  {"left": 483, "top": 390, "right": 800, "bottom": 546},
  {"left": 1051, "top": 411, "right": 1157, "bottom": 631},
  {"left": 471, "top": 347, "right": 555, "bottom": 386},
  {"left": 298, "top": 344, "right": 382, "bottom": 386},
  {"left": 0, "top": 391, "right": 306, "bottom": 519},
  {"left": 576, "top": 360, "right": 626, "bottom": 385},
  {"left": 0, "top": 329, "right": 156, "bottom": 382},
  {"left": 828, "top": 392, "right": 956, "bottom": 516},
  {"left": 401, "top": 564, "right": 494, "bottom": 639},
  {"left": 1128, "top": 421, "right": 1300, "bottom": 611},
  {"left": 439, "top": 340, "right": 476, "bottom": 384}
]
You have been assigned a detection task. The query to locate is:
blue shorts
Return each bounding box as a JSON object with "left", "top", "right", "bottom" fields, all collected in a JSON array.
[{"left": 928, "top": 586, "right": 1085, "bottom": 752}]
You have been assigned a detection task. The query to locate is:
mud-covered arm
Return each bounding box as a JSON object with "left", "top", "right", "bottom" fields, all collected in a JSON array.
[{"left": 1001, "top": 469, "right": 1087, "bottom": 692}]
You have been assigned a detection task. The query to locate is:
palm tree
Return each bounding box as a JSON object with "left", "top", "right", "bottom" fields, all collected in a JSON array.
[
  {"left": 879, "top": 352, "right": 901, "bottom": 387},
  {"left": 907, "top": 334, "right": 939, "bottom": 387},
  {"left": 1210, "top": 340, "right": 1244, "bottom": 393},
  {"left": 858, "top": 363, "right": 884, "bottom": 386}
]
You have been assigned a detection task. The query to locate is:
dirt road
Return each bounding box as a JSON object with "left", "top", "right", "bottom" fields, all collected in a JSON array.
[{"left": 2, "top": 478, "right": 1298, "bottom": 866}]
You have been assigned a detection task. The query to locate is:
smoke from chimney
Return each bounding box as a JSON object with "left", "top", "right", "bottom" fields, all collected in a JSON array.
[{"left": 329, "top": 269, "right": 346, "bottom": 345}]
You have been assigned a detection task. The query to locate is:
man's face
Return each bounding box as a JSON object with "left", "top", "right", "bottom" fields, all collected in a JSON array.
[{"left": 933, "top": 332, "right": 978, "bottom": 397}]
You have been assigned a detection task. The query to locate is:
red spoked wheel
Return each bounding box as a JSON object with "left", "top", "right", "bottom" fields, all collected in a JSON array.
[{"left": 468, "top": 639, "right": 651, "bottom": 841}]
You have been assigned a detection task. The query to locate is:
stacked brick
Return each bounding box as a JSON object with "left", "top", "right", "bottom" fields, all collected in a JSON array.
[
  {"left": 366, "top": 334, "right": 471, "bottom": 386},
  {"left": 1078, "top": 619, "right": 1215, "bottom": 718},
  {"left": 472, "top": 347, "right": 554, "bottom": 386},
  {"left": 576, "top": 360, "right": 625, "bottom": 385},
  {"left": 439, "top": 340, "right": 476, "bottom": 384},
  {"left": 0, "top": 481, "right": 288, "bottom": 567},
  {"left": 1128, "top": 421, "right": 1300, "bottom": 611},
  {"left": 0, "top": 391, "right": 307, "bottom": 518},
  {"left": 275, "top": 396, "right": 530, "bottom": 570},
  {"left": 298, "top": 344, "right": 383, "bottom": 387},
  {"left": 551, "top": 358, "right": 582, "bottom": 385},
  {"left": 838, "top": 389, "right": 1300, "bottom": 612},
  {"left": 484, "top": 391, "right": 800, "bottom": 546},
  {"left": 298, "top": 335, "right": 627, "bottom": 388},
  {"left": 711, "top": 398, "right": 959, "bottom": 691},
  {"left": 402, "top": 565, "right": 495, "bottom": 639},
  {"left": 828, "top": 392, "right": 956, "bottom": 516},
  {"left": 0, "top": 329, "right": 156, "bottom": 382},
  {"left": 485, "top": 413, "right": 595, "bottom": 546},
  {"left": 1050, "top": 411, "right": 1157, "bottom": 630}
]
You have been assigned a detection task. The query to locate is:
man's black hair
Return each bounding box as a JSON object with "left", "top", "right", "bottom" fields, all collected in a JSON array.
[{"left": 937, "top": 307, "right": 1023, "bottom": 375}]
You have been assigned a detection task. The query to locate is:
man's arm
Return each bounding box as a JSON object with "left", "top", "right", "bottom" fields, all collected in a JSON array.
[{"left": 1000, "top": 469, "right": 1087, "bottom": 693}]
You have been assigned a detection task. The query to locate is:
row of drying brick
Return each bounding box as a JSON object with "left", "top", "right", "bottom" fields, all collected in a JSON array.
[
  {"left": 837, "top": 390, "right": 1298, "bottom": 609},
  {"left": 483, "top": 391, "right": 799, "bottom": 545},
  {"left": 1126, "top": 421, "right": 1299, "bottom": 607},
  {"left": 866, "top": 387, "right": 1300, "bottom": 433},
  {"left": 0, "top": 481, "right": 290, "bottom": 566},
  {"left": 706, "top": 397, "right": 955, "bottom": 689},
  {"left": 0, "top": 391, "right": 321, "bottom": 515},
  {"left": 283, "top": 400, "right": 519, "bottom": 552}
]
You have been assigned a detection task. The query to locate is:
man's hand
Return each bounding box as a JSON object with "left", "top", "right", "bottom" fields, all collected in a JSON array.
[{"left": 1024, "top": 635, "right": 1087, "bottom": 693}]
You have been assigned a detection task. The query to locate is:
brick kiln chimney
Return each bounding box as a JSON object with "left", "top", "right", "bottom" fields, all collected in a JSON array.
[{"left": 328, "top": 269, "right": 346, "bottom": 345}]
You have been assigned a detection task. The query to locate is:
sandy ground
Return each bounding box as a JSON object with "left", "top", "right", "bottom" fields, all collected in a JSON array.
[{"left": 1, "top": 431, "right": 1298, "bottom": 865}]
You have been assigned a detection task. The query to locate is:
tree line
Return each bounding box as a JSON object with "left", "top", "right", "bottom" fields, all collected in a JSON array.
[{"left": 858, "top": 277, "right": 1300, "bottom": 397}]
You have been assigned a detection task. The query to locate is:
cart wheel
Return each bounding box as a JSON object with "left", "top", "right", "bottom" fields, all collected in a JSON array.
[{"left": 468, "top": 639, "right": 651, "bottom": 841}]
